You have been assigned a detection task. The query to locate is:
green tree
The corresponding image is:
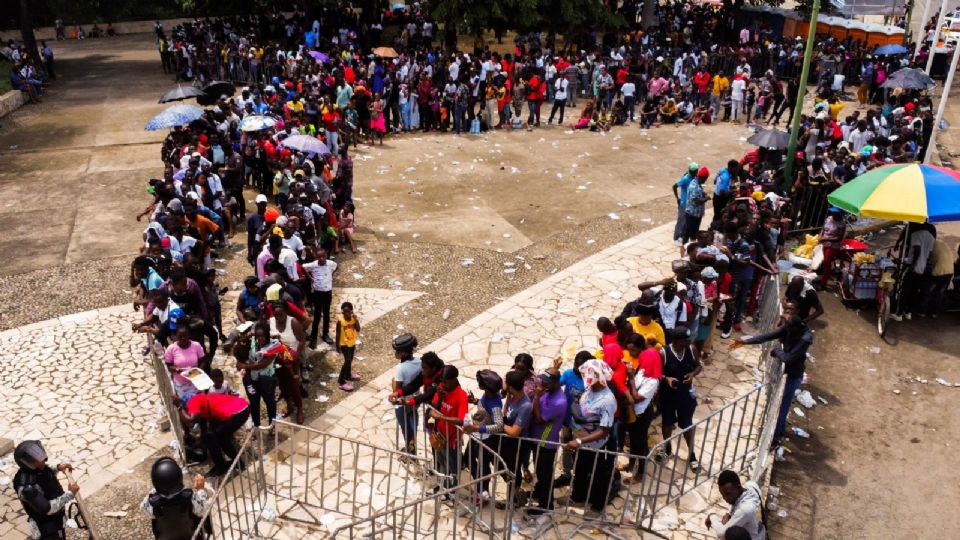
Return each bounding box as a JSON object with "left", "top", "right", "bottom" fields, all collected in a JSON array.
[{"left": 431, "top": 0, "right": 540, "bottom": 49}]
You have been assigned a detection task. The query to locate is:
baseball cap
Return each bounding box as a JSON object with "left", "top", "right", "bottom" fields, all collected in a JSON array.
[
  {"left": 167, "top": 199, "right": 184, "bottom": 214},
  {"left": 255, "top": 194, "right": 268, "bottom": 204},
  {"left": 266, "top": 283, "right": 283, "bottom": 301},
  {"left": 538, "top": 371, "right": 560, "bottom": 384},
  {"left": 701, "top": 266, "right": 719, "bottom": 279},
  {"left": 168, "top": 307, "right": 185, "bottom": 330}
]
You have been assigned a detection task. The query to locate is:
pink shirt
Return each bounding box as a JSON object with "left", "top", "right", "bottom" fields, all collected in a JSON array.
[{"left": 164, "top": 341, "right": 205, "bottom": 385}]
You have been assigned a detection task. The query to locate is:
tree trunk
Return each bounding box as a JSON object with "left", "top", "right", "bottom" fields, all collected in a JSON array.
[
  {"left": 641, "top": 0, "right": 658, "bottom": 30},
  {"left": 19, "top": 0, "right": 43, "bottom": 71}
]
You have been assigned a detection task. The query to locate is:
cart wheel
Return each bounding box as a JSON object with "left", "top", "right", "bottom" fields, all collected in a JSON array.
[{"left": 877, "top": 290, "right": 891, "bottom": 337}]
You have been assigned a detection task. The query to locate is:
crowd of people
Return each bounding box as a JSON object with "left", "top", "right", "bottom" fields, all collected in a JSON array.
[{"left": 11, "top": 2, "right": 960, "bottom": 539}]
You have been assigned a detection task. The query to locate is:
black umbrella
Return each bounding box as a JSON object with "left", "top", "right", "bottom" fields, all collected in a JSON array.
[
  {"left": 747, "top": 128, "right": 791, "bottom": 149},
  {"left": 158, "top": 85, "right": 205, "bottom": 104},
  {"left": 203, "top": 81, "right": 237, "bottom": 99},
  {"left": 196, "top": 93, "right": 218, "bottom": 106},
  {"left": 881, "top": 68, "right": 934, "bottom": 90}
]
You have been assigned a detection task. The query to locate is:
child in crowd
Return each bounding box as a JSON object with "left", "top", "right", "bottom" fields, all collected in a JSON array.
[{"left": 208, "top": 368, "right": 239, "bottom": 395}]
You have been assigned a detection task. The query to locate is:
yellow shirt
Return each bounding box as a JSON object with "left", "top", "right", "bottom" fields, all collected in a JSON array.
[
  {"left": 828, "top": 101, "right": 844, "bottom": 121},
  {"left": 626, "top": 317, "right": 665, "bottom": 349},
  {"left": 712, "top": 76, "right": 729, "bottom": 96},
  {"left": 338, "top": 315, "right": 358, "bottom": 347},
  {"left": 930, "top": 240, "right": 954, "bottom": 276}
]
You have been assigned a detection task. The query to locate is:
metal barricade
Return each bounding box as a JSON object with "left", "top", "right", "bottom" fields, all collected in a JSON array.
[
  {"left": 788, "top": 185, "right": 831, "bottom": 236},
  {"left": 147, "top": 335, "right": 187, "bottom": 462},
  {"left": 272, "top": 417, "right": 516, "bottom": 539},
  {"left": 191, "top": 427, "right": 270, "bottom": 539}
]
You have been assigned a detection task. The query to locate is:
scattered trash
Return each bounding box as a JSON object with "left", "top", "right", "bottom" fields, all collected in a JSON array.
[
  {"left": 329, "top": 372, "right": 338, "bottom": 378},
  {"left": 261, "top": 507, "right": 277, "bottom": 522},
  {"left": 351, "top": 273, "right": 364, "bottom": 281},
  {"left": 792, "top": 427, "right": 810, "bottom": 439},
  {"left": 774, "top": 447, "right": 787, "bottom": 462},
  {"left": 792, "top": 407, "right": 806, "bottom": 418},
  {"left": 776, "top": 509, "right": 789, "bottom": 519},
  {"left": 608, "top": 290, "right": 623, "bottom": 300},
  {"left": 503, "top": 233, "right": 511, "bottom": 238},
  {"left": 607, "top": 213, "right": 620, "bottom": 220},
  {"left": 936, "top": 378, "right": 952, "bottom": 386},
  {"left": 315, "top": 395, "right": 330, "bottom": 403},
  {"left": 586, "top": 239, "right": 596, "bottom": 245},
  {"left": 868, "top": 346, "right": 881, "bottom": 354},
  {"left": 442, "top": 309, "right": 451, "bottom": 320},
  {"left": 795, "top": 390, "right": 817, "bottom": 409},
  {"left": 817, "top": 396, "right": 829, "bottom": 405},
  {"left": 103, "top": 511, "right": 127, "bottom": 518},
  {"left": 461, "top": 258, "right": 474, "bottom": 267},
  {"left": 504, "top": 268, "right": 517, "bottom": 274},
  {"left": 893, "top": 389, "right": 901, "bottom": 395},
  {"left": 169, "top": 439, "right": 180, "bottom": 452}
]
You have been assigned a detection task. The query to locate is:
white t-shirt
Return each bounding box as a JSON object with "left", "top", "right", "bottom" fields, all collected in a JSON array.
[
  {"left": 302, "top": 259, "right": 337, "bottom": 291},
  {"left": 153, "top": 299, "right": 182, "bottom": 324},
  {"left": 554, "top": 78, "right": 569, "bottom": 100},
  {"left": 633, "top": 370, "right": 660, "bottom": 415},
  {"left": 659, "top": 296, "right": 688, "bottom": 330},
  {"left": 731, "top": 79, "right": 746, "bottom": 101},
  {"left": 621, "top": 82, "right": 636, "bottom": 98}
]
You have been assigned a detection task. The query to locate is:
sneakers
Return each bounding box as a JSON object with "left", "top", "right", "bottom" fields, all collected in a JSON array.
[
  {"left": 689, "top": 456, "right": 700, "bottom": 472},
  {"left": 721, "top": 330, "right": 732, "bottom": 339},
  {"left": 350, "top": 374, "right": 361, "bottom": 381},
  {"left": 339, "top": 383, "right": 354, "bottom": 392}
]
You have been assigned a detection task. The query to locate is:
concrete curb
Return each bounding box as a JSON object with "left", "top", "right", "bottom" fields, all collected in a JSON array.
[{"left": 0, "top": 90, "right": 27, "bottom": 119}]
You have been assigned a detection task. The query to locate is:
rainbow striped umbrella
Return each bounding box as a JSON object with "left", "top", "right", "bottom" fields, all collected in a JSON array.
[{"left": 827, "top": 163, "right": 960, "bottom": 223}]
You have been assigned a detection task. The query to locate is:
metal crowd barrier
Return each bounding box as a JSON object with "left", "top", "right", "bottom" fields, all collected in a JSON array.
[
  {"left": 788, "top": 185, "right": 831, "bottom": 236},
  {"left": 191, "top": 427, "right": 270, "bottom": 540},
  {"left": 146, "top": 334, "right": 187, "bottom": 463}
]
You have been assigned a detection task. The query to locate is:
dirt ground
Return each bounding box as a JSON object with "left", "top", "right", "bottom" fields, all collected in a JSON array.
[
  {"left": 3, "top": 33, "right": 960, "bottom": 539},
  {"left": 767, "top": 228, "right": 960, "bottom": 540}
]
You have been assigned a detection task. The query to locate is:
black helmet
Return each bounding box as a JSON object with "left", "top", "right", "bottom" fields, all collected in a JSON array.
[
  {"left": 392, "top": 332, "right": 418, "bottom": 353},
  {"left": 151, "top": 457, "right": 184, "bottom": 496},
  {"left": 14, "top": 441, "right": 47, "bottom": 470}
]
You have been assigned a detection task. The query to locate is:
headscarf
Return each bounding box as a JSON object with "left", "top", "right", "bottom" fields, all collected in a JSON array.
[{"left": 580, "top": 359, "right": 613, "bottom": 387}]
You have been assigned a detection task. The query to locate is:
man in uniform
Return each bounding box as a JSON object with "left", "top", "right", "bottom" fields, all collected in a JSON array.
[
  {"left": 140, "top": 457, "right": 213, "bottom": 539},
  {"left": 13, "top": 440, "right": 79, "bottom": 540}
]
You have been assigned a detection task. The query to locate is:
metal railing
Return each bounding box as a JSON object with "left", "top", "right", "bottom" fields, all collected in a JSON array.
[
  {"left": 191, "top": 427, "right": 270, "bottom": 539},
  {"left": 788, "top": 185, "right": 832, "bottom": 236},
  {"left": 147, "top": 334, "right": 187, "bottom": 463}
]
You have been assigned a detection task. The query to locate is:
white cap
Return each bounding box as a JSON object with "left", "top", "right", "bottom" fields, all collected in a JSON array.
[
  {"left": 276, "top": 215, "right": 289, "bottom": 227},
  {"left": 255, "top": 194, "right": 268, "bottom": 204}
]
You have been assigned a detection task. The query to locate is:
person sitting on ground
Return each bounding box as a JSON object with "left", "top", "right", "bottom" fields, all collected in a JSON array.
[
  {"left": 659, "top": 97, "right": 679, "bottom": 124},
  {"left": 704, "top": 470, "right": 766, "bottom": 540}
]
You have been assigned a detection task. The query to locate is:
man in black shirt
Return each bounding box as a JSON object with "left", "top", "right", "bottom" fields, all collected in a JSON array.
[
  {"left": 784, "top": 276, "right": 824, "bottom": 323},
  {"left": 731, "top": 314, "right": 814, "bottom": 446}
]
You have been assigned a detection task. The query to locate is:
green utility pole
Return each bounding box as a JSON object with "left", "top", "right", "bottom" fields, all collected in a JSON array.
[{"left": 783, "top": 0, "right": 821, "bottom": 190}]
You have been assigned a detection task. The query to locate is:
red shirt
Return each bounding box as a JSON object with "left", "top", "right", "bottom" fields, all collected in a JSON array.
[
  {"left": 187, "top": 393, "right": 248, "bottom": 422},
  {"left": 638, "top": 349, "right": 663, "bottom": 380},
  {"left": 433, "top": 385, "right": 468, "bottom": 447},
  {"left": 600, "top": 331, "right": 618, "bottom": 348},
  {"left": 609, "top": 360, "right": 629, "bottom": 418},
  {"left": 526, "top": 76, "right": 540, "bottom": 100},
  {"left": 616, "top": 68, "right": 628, "bottom": 85}
]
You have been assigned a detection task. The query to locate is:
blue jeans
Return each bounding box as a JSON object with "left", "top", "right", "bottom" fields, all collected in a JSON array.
[
  {"left": 325, "top": 130, "right": 339, "bottom": 155},
  {"left": 454, "top": 103, "right": 467, "bottom": 133},
  {"left": 673, "top": 204, "right": 686, "bottom": 241},
  {"left": 776, "top": 375, "right": 803, "bottom": 440},
  {"left": 395, "top": 404, "right": 418, "bottom": 451}
]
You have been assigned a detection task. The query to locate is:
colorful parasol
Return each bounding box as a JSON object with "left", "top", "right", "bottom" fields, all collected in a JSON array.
[{"left": 827, "top": 163, "right": 960, "bottom": 223}]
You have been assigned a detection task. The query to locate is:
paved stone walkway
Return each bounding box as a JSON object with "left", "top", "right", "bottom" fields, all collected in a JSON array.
[
  {"left": 254, "top": 221, "right": 769, "bottom": 539},
  {"left": 0, "top": 287, "right": 422, "bottom": 539}
]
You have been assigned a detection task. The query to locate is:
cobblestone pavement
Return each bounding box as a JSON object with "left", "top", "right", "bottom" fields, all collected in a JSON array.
[
  {"left": 252, "top": 221, "right": 768, "bottom": 539},
  {"left": 0, "top": 288, "right": 422, "bottom": 540}
]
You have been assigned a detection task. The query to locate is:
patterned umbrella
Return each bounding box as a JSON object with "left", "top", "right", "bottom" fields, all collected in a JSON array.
[
  {"left": 239, "top": 115, "right": 278, "bottom": 132},
  {"left": 159, "top": 85, "right": 204, "bottom": 104},
  {"left": 280, "top": 134, "right": 330, "bottom": 155},
  {"left": 827, "top": 163, "right": 960, "bottom": 223},
  {"left": 372, "top": 47, "right": 398, "bottom": 58},
  {"left": 145, "top": 104, "right": 205, "bottom": 131}
]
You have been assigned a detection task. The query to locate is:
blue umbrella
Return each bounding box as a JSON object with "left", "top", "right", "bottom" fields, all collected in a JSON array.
[
  {"left": 145, "top": 104, "right": 205, "bottom": 131},
  {"left": 875, "top": 44, "right": 908, "bottom": 56},
  {"left": 239, "top": 115, "right": 278, "bottom": 132}
]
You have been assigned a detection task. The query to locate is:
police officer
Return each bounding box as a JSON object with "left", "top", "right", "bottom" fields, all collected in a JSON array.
[
  {"left": 13, "top": 440, "right": 78, "bottom": 540},
  {"left": 140, "top": 457, "right": 213, "bottom": 540}
]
